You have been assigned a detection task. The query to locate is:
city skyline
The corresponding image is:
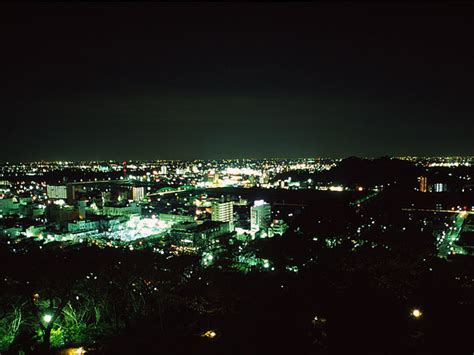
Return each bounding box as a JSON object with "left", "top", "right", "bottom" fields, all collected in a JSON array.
[
  {"left": 2, "top": 3, "right": 473, "bottom": 161},
  {"left": 2, "top": 155, "right": 474, "bottom": 165}
]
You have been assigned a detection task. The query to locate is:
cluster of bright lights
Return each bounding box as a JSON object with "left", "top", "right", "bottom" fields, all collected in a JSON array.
[
  {"left": 202, "top": 252, "right": 214, "bottom": 266},
  {"left": 107, "top": 216, "right": 171, "bottom": 241},
  {"left": 223, "top": 167, "right": 262, "bottom": 176}
]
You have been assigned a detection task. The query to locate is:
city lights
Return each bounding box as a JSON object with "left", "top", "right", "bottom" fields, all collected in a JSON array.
[
  {"left": 0, "top": 0, "right": 473, "bottom": 352},
  {"left": 0, "top": 152, "right": 473, "bottom": 354}
]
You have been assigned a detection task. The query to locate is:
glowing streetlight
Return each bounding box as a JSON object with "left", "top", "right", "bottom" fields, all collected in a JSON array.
[
  {"left": 43, "top": 314, "right": 53, "bottom": 323},
  {"left": 411, "top": 308, "right": 422, "bottom": 319}
]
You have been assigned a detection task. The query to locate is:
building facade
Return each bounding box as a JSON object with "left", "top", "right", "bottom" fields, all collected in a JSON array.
[
  {"left": 47, "top": 185, "right": 68, "bottom": 199},
  {"left": 250, "top": 200, "right": 271, "bottom": 232},
  {"left": 211, "top": 200, "right": 234, "bottom": 223}
]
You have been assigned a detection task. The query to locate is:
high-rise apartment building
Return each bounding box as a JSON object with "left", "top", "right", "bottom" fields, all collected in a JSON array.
[
  {"left": 250, "top": 200, "right": 271, "bottom": 232},
  {"left": 419, "top": 176, "right": 428, "bottom": 193},
  {"left": 211, "top": 200, "right": 233, "bottom": 223}
]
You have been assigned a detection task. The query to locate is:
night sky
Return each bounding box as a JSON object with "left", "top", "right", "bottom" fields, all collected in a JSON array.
[{"left": 1, "top": 3, "right": 473, "bottom": 161}]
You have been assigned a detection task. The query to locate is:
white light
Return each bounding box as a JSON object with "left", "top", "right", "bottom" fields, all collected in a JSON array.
[
  {"left": 411, "top": 308, "right": 422, "bottom": 318},
  {"left": 254, "top": 199, "right": 266, "bottom": 206}
]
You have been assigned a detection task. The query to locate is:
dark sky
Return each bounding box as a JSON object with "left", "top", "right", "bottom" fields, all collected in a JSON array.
[{"left": 1, "top": 2, "right": 473, "bottom": 161}]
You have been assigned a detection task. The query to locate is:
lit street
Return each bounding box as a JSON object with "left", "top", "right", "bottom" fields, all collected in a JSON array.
[{"left": 436, "top": 212, "right": 467, "bottom": 258}]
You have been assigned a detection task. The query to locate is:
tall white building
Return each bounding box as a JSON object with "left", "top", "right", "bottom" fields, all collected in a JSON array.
[
  {"left": 211, "top": 200, "right": 233, "bottom": 223},
  {"left": 47, "top": 185, "right": 67, "bottom": 199},
  {"left": 250, "top": 200, "right": 271, "bottom": 232}
]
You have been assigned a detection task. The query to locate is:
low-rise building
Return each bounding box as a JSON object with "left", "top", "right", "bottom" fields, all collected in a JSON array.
[
  {"left": 269, "top": 219, "right": 289, "bottom": 237},
  {"left": 159, "top": 213, "right": 195, "bottom": 223},
  {"left": 103, "top": 202, "right": 141, "bottom": 216},
  {"left": 0, "top": 197, "right": 20, "bottom": 215},
  {"left": 171, "top": 221, "right": 231, "bottom": 248},
  {"left": 47, "top": 185, "right": 68, "bottom": 199},
  {"left": 67, "top": 220, "right": 100, "bottom": 233}
]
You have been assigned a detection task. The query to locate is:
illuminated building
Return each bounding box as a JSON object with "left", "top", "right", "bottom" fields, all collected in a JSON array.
[
  {"left": 0, "top": 226, "right": 22, "bottom": 237},
  {"left": 211, "top": 200, "right": 233, "bottom": 223},
  {"left": 214, "top": 172, "right": 220, "bottom": 183},
  {"left": 77, "top": 200, "right": 87, "bottom": 219},
  {"left": 433, "top": 183, "right": 447, "bottom": 193},
  {"left": 103, "top": 202, "right": 141, "bottom": 216},
  {"left": 47, "top": 185, "right": 67, "bottom": 199},
  {"left": 250, "top": 200, "right": 271, "bottom": 232},
  {"left": 171, "top": 221, "right": 231, "bottom": 248},
  {"left": 0, "top": 197, "right": 20, "bottom": 215},
  {"left": 66, "top": 184, "right": 77, "bottom": 203},
  {"left": 131, "top": 186, "right": 145, "bottom": 201},
  {"left": 419, "top": 176, "right": 428, "bottom": 193},
  {"left": 47, "top": 204, "right": 79, "bottom": 223},
  {"left": 269, "top": 219, "right": 289, "bottom": 237},
  {"left": 0, "top": 180, "right": 10, "bottom": 194},
  {"left": 159, "top": 213, "right": 194, "bottom": 223},
  {"left": 67, "top": 220, "right": 99, "bottom": 233}
]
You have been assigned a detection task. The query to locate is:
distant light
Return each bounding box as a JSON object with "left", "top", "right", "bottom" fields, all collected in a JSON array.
[
  {"left": 43, "top": 314, "right": 53, "bottom": 323},
  {"left": 63, "top": 347, "right": 87, "bottom": 355},
  {"left": 201, "top": 330, "right": 217, "bottom": 339},
  {"left": 411, "top": 308, "right": 422, "bottom": 319}
]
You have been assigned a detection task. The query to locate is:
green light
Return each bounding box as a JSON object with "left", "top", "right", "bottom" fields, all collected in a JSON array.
[{"left": 43, "top": 314, "right": 52, "bottom": 323}]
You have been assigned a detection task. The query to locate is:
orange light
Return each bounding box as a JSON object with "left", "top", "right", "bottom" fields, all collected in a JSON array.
[{"left": 201, "top": 330, "right": 217, "bottom": 339}]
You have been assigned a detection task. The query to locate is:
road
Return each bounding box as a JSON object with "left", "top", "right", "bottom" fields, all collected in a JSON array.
[
  {"left": 351, "top": 191, "right": 379, "bottom": 207},
  {"left": 436, "top": 212, "right": 468, "bottom": 258}
]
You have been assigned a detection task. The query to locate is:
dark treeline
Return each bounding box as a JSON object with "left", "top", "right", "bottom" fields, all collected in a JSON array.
[{"left": 0, "top": 225, "right": 473, "bottom": 354}]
